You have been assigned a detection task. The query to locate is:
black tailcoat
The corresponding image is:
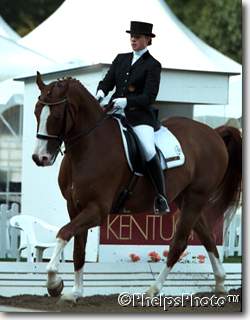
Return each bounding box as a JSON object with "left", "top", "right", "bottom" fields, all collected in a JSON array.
[{"left": 97, "top": 51, "right": 161, "bottom": 128}]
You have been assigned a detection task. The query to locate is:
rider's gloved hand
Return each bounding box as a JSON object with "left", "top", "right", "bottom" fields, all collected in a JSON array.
[
  {"left": 113, "top": 98, "right": 127, "bottom": 110},
  {"left": 95, "top": 90, "right": 105, "bottom": 102}
]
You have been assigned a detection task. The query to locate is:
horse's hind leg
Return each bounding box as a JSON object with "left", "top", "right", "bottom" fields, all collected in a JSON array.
[
  {"left": 146, "top": 192, "right": 206, "bottom": 298},
  {"left": 193, "top": 215, "right": 226, "bottom": 293},
  {"left": 61, "top": 230, "right": 88, "bottom": 302}
]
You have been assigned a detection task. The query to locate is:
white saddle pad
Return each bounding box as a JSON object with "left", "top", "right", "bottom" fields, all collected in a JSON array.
[
  {"left": 154, "top": 126, "right": 185, "bottom": 169},
  {"left": 115, "top": 118, "right": 185, "bottom": 175}
]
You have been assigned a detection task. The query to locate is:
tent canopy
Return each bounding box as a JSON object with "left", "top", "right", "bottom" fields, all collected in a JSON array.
[
  {"left": 0, "top": 78, "right": 24, "bottom": 110},
  {"left": 0, "top": 35, "right": 56, "bottom": 82},
  {"left": 20, "top": 0, "right": 241, "bottom": 74}
]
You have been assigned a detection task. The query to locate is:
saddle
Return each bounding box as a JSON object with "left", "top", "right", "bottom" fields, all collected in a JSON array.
[
  {"left": 110, "top": 113, "right": 185, "bottom": 213},
  {"left": 113, "top": 114, "right": 185, "bottom": 176}
]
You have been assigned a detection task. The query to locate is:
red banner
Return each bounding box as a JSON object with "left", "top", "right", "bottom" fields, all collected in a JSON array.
[{"left": 100, "top": 212, "right": 223, "bottom": 245}]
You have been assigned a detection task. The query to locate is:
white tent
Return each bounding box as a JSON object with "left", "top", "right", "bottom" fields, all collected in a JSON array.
[
  {"left": 0, "top": 15, "right": 58, "bottom": 83},
  {"left": 0, "top": 78, "right": 24, "bottom": 112},
  {"left": 0, "top": 15, "right": 20, "bottom": 40},
  {"left": 0, "top": 35, "right": 57, "bottom": 82},
  {"left": 0, "top": 35, "right": 58, "bottom": 110},
  {"left": 19, "top": 0, "right": 241, "bottom": 74},
  {"left": 194, "top": 74, "right": 242, "bottom": 123},
  {"left": 0, "top": 34, "right": 58, "bottom": 107}
]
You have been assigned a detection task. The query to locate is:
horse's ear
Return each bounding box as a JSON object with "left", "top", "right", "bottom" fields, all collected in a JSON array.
[{"left": 36, "top": 71, "right": 45, "bottom": 91}]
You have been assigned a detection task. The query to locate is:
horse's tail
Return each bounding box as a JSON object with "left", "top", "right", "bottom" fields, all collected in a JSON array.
[{"left": 207, "top": 125, "right": 242, "bottom": 227}]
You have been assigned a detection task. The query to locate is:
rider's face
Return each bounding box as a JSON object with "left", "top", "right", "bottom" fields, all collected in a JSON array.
[{"left": 130, "top": 34, "right": 150, "bottom": 51}]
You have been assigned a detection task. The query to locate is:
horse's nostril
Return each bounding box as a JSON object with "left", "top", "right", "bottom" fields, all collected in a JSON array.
[
  {"left": 32, "top": 154, "right": 39, "bottom": 163},
  {"left": 42, "top": 156, "right": 48, "bottom": 162}
]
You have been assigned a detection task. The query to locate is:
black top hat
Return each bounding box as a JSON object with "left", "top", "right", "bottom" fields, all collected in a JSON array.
[{"left": 126, "top": 21, "right": 156, "bottom": 37}]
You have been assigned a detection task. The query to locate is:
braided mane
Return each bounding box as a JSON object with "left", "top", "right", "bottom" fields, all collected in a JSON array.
[
  {"left": 57, "top": 77, "right": 85, "bottom": 90},
  {"left": 56, "top": 77, "right": 100, "bottom": 108}
]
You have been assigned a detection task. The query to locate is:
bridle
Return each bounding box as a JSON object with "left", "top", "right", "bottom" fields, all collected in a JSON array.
[
  {"left": 36, "top": 97, "right": 116, "bottom": 154},
  {"left": 36, "top": 97, "right": 68, "bottom": 142}
]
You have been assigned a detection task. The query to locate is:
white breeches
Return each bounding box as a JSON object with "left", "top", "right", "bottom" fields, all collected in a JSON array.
[{"left": 132, "top": 125, "right": 156, "bottom": 161}]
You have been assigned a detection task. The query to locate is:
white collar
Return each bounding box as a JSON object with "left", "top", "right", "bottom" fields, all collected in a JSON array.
[{"left": 133, "top": 47, "right": 148, "bottom": 57}]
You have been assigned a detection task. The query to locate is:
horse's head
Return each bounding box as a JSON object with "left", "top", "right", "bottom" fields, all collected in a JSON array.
[{"left": 32, "top": 72, "right": 72, "bottom": 166}]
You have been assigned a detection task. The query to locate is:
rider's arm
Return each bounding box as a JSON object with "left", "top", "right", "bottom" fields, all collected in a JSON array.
[{"left": 97, "top": 55, "right": 119, "bottom": 96}]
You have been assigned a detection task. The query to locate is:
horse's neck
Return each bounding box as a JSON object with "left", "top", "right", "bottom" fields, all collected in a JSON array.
[{"left": 70, "top": 84, "right": 103, "bottom": 134}]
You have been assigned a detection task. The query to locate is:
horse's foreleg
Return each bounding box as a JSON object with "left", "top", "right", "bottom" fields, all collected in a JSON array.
[
  {"left": 46, "top": 238, "right": 67, "bottom": 296},
  {"left": 54, "top": 202, "right": 102, "bottom": 301},
  {"left": 194, "top": 215, "right": 226, "bottom": 293},
  {"left": 61, "top": 230, "right": 88, "bottom": 302}
]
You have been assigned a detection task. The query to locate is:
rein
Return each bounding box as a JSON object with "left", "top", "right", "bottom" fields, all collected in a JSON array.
[
  {"left": 63, "top": 111, "right": 113, "bottom": 153},
  {"left": 64, "top": 104, "right": 118, "bottom": 152}
]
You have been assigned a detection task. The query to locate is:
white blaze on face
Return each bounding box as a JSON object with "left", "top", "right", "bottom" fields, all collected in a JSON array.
[{"left": 34, "top": 106, "right": 50, "bottom": 157}]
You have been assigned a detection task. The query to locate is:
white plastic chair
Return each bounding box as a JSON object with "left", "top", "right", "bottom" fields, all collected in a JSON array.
[{"left": 9, "top": 214, "right": 64, "bottom": 262}]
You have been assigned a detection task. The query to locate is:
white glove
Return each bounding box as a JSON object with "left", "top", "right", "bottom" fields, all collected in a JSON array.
[
  {"left": 95, "top": 90, "right": 105, "bottom": 102},
  {"left": 113, "top": 98, "right": 127, "bottom": 109}
]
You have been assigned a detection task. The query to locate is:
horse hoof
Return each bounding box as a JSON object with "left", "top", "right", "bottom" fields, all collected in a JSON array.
[
  {"left": 59, "top": 293, "right": 80, "bottom": 304},
  {"left": 215, "top": 285, "right": 227, "bottom": 294},
  {"left": 47, "top": 278, "right": 64, "bottom": 297},
  {"left": 145, "top": 285, "right": 159, "bottom": 299}
]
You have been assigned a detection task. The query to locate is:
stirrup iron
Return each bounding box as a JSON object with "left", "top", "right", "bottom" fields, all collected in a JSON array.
[{"left": 154, "top": 194, "right": 170, "bottom": 214}]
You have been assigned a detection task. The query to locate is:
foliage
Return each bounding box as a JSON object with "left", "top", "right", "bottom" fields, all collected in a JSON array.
[
  {"left": 166, "top": 0, "right": 242, "bottom": 63},
  {"left": 0, "top": 0, "right": 64, "bottom": 36}
]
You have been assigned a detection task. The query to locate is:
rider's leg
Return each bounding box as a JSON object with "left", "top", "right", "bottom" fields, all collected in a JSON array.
[{"left": 132, "top": 125, "right": 170, "bottom": 213}]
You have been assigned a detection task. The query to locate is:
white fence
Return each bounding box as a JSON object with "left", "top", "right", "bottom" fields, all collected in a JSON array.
[
  {"left": 0, "top": 203, "right": 242, "bottom": 260},
  {"left": 224, "top": 209, "right": 242, "bottom": 257},
  {"left": 0, "top": 262, "right": 241, "bottom": 297}
]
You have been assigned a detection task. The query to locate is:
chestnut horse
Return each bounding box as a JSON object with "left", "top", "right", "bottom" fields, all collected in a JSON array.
[{"left": 32, "top": 72, "right": 242, "bottom": 302}]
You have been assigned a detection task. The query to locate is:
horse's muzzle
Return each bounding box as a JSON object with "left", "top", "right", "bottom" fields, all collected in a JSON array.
[{"left": 32, "top": 153, "right": 52, "bottom": 167}]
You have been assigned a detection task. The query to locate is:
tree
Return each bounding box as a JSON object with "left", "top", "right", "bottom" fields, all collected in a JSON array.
[
  {"left": 166, "top": 0, "right": 242, "bottom": 63},
  {"left": 0, "top": 0, "right": 64, "bottom": 36}
]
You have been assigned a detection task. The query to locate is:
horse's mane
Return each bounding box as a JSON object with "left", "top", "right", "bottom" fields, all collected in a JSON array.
[
  {"left": 56, "top": 77, "right": 100, "bottom": 107},
  {"left": 56, "top": 77, "right": 87, "bottom": 93}
]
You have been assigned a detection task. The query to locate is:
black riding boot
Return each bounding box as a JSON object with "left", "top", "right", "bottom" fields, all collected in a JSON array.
[{"left": 145, "top": 155, "right": 170, "bottom": 214}]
